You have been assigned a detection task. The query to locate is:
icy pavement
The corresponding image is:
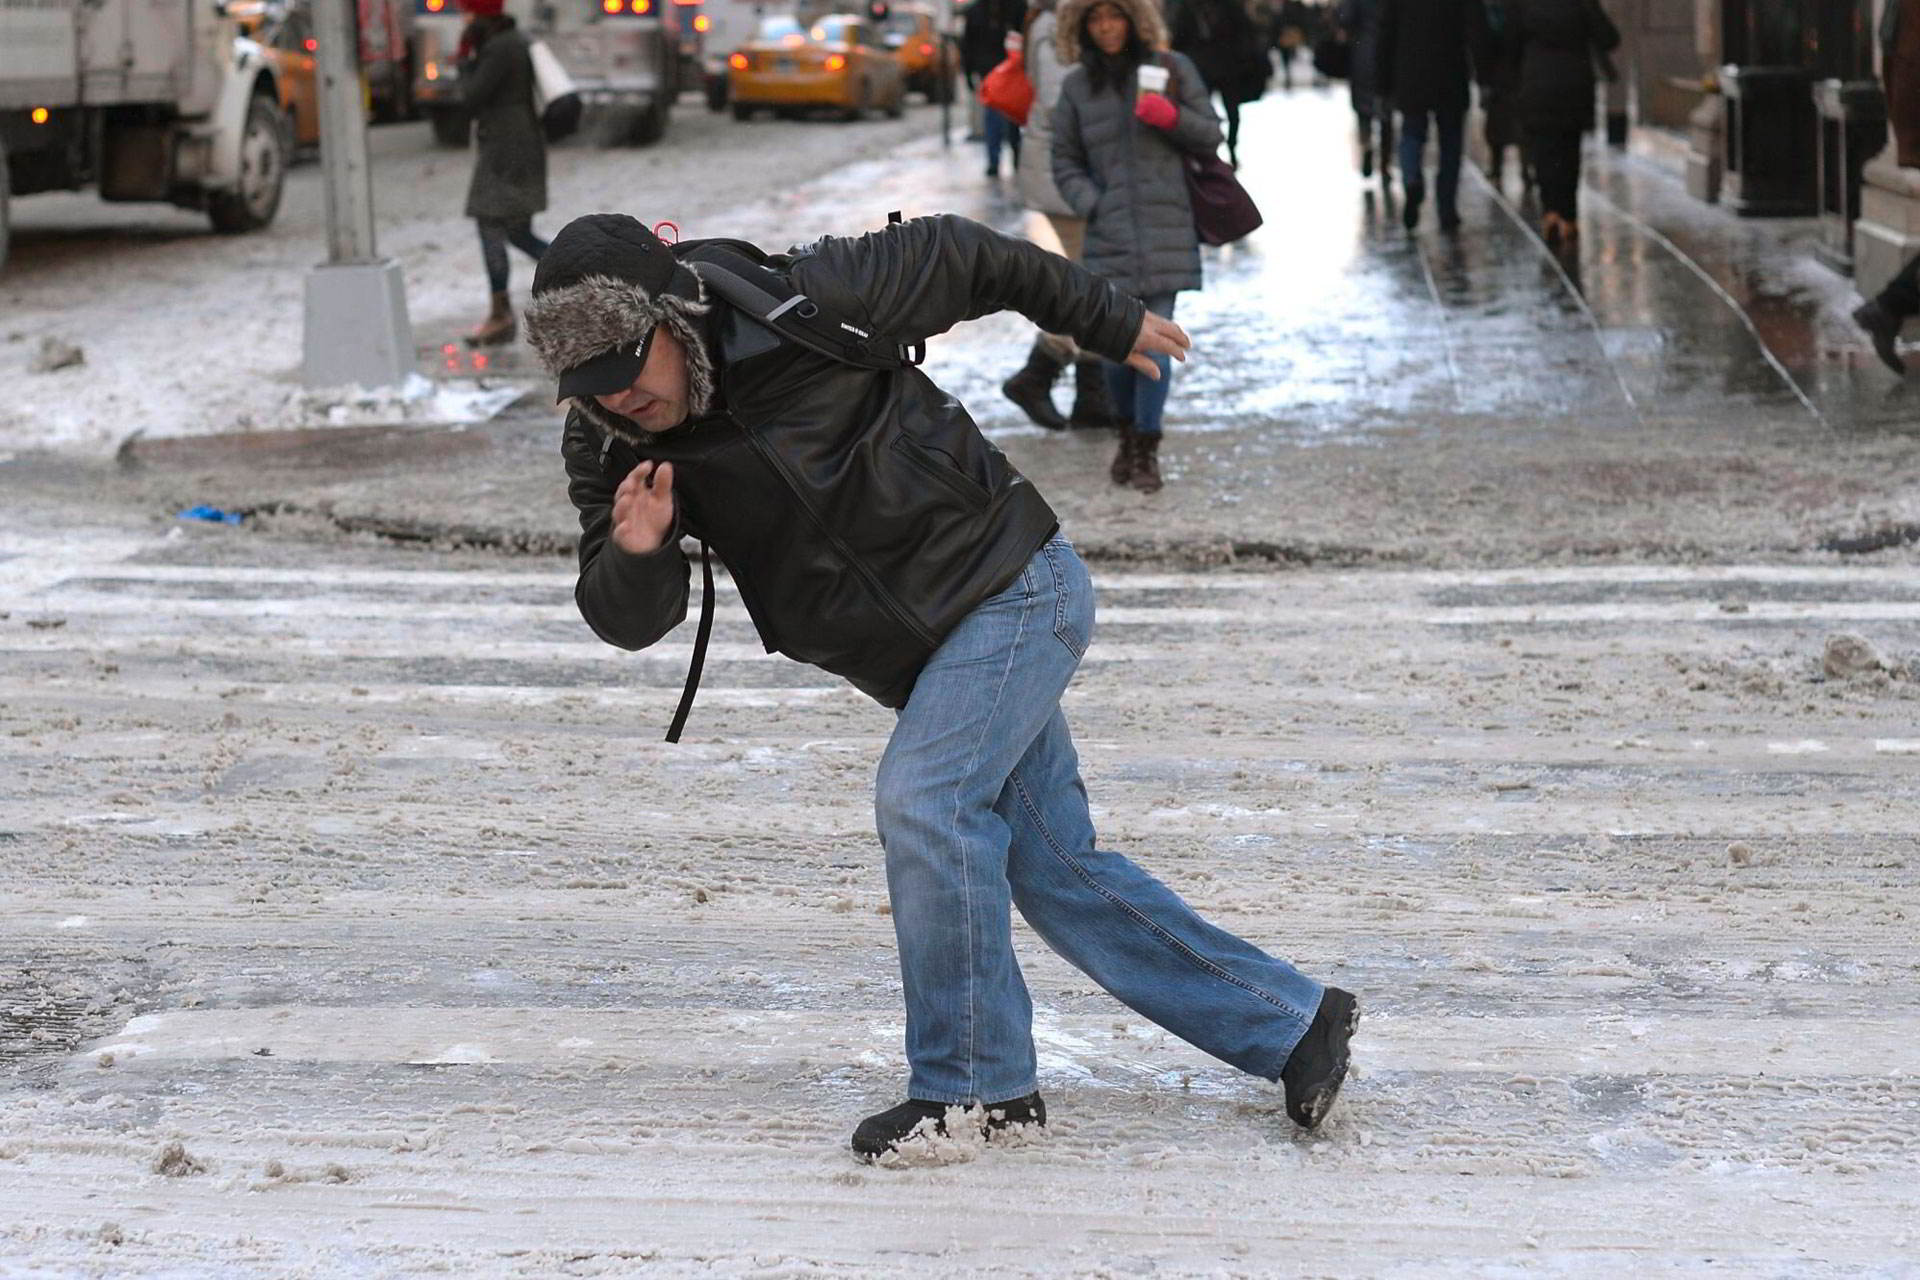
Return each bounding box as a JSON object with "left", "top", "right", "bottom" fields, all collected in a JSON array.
[{"left": 2, "top": 513, "right": 1918, "bottom": 1274}]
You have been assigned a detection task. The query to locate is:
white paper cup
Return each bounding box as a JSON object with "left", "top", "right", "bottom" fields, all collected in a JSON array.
[{"left": 1137, "top": 64, "right": 1169, "bottom": 94}]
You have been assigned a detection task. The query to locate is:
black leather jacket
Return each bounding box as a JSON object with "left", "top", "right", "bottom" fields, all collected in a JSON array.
[{"left": 560, "top": 214, "right": 1145, "bottom": 709}]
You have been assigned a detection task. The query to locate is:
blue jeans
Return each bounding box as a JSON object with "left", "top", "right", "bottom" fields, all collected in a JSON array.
[
  {"left": 1397, "top": 103, "right": 1466, "bottom": 218},
  {"left": 984, "top": 106, "right": 1021, "bottom": 174},
  {"left": 1103, "top": 291, "right": 1177, "bottom": 438},
  {"left": 477, "top": 217, "right": 550, "bottom": 294},
  {"left": 874, "top": 536, "right": 1326, "bottom": 1105}
]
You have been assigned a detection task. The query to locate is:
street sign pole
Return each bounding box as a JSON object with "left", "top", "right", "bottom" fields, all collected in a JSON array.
[
  {"left": 302, "top": 0, "right": 414, "bottom": 388},
  {"left": 938, "top": 0, "right": 951, "bottom": 149}
]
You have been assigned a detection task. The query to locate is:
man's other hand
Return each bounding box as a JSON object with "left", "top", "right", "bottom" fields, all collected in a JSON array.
[
  {"left": 611, "top": 460, "right": 676, "bottom": 556},
  {"left": 1126, "top": 311, "right": 1192, "bottom": 380}
]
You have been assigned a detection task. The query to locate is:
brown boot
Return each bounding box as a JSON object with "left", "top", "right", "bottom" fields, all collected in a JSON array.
[
  {"left": 1128, "top": 432, "right": 1163, "bottom": 494},
  {"left": 1540, "top": 212, "right": 1565, "bottom": 245},
  {"left": 465, "top": 291, "right": 516, "bottom": 347},
  {"left": 1109, "top": 426, "right": 1138, "bottom": 486}
]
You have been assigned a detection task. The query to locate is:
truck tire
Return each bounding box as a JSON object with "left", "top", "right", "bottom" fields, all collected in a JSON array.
[
  {"left": 430, "top": 106, "right": 472, "bottom": 148},
  {"left": 627, "top": 102, "right": 667, "bottom": 147},
  {"left": 731, "top": 102, "right": 754, "bottom": 121},
  {"left": 207, "top": 94, "right": 290, "bottom": 234},
  {"left": 0, "top": 138, "right": 10, "bottom": 272},
  {"left": 706, "top": 76, "right": 729, "bottom": 113}
]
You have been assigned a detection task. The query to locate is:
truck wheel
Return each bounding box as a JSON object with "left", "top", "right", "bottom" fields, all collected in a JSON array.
[
  {"left": 731, "top": 103, "right": 754, "bottom": 121},
  {"left": 628, "top": 103, "right": 666, "bottom": 146},
  {"left": 706, "top": 77, "right": 729, "bottom": 113},
  {"left": 885, "top": 84, "right": 904, "bottom": 119},
  {"left": 207, "top": 94, "right": 290, "bottom": 234},
  {"left": 0, "top": 139, "right": 11, "bottom": 272},
  {"left": 430, "top": 106, "right": 472, "bottom": 148}
]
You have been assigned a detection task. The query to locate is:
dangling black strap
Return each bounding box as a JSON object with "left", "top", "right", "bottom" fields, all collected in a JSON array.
[
  {"left": 888, "top": 210, "right": 927, "bottom": 367},
  {"left": 665, "top": 541, "right": 715, "bottom": 743}
]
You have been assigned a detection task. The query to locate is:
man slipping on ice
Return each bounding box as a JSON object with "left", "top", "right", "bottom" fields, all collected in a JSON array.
[{"left": 523, "top": 212, "right": 1359, "bottom": 1161}]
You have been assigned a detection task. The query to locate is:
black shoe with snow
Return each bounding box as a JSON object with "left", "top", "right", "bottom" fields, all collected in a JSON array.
[
  {"left": 1854, "top": 300, "right": 1908, "bottom": 375},
  {"left": 850, "top": 1091, "right": 1046, "bottom": 1160},
  {"left": 1280, "top": 987, "right": 1359, "bottom": 1131}
]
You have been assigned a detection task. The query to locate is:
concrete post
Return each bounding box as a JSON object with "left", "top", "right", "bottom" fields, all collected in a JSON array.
[{"left": 302, "top": 0, "right": 415, "bottom": 388}]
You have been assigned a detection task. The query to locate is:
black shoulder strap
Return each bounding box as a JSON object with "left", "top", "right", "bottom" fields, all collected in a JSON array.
[{"left": 686, "top": 237, "right": 923, "bottom": 371}]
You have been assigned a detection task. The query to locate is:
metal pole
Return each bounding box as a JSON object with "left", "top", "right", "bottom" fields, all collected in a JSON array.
[
  {"left": 939, "top": 0, "right": 951, "bottom": 148},
  {"left": 313, "top": 0, "right": 377, "bottom": 262},
  {"left": 302, "top": 0, "right": 413, "bottom": 386}
]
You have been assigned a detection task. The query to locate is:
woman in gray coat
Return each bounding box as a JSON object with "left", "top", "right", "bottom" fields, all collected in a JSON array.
[
  {"left": 1002, "top": 0, "right": 1123, "bottom": 433},
  {"left": 457, "top": 0, "right": 549, "bottom": 346},
  {"left": 1052, "top": 0, "right": 1221, "bottom": 492}
]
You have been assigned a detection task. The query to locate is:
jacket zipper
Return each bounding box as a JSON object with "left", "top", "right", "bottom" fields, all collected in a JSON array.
[{"left": 734, "top": 416, "right": 940, "bottom": 650}]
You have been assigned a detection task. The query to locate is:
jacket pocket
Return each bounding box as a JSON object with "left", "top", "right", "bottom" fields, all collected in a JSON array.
[{"left": 890, "top": 436, "right": 991, "bottom": 510}]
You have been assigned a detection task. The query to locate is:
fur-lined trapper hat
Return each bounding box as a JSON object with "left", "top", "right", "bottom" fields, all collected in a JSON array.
[
  {"left": 524, "top": 213, "right": 714, "bottom": 441},
  {"left": 1055, "top": 0, "right": 1170, "bottom": 64}
]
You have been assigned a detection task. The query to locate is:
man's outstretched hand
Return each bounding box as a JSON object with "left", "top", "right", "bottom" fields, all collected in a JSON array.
[
  {"left": 1126, "top": 311, "right": 1192, "bottom": 379},
  {"left": 610, "top": 460, "right": 676, "bottom": 556}
]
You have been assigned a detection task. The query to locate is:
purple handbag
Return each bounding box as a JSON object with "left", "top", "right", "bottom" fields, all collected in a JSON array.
[{"left": 1160, "top": 57, "right": 1263, "bottom": 246}]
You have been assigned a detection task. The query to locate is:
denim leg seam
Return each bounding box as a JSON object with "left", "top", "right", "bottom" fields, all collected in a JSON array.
[
  {"left": 940, "top": 565, "right": 1037, "bottom": 1101},
  {"left": 1009, "top": 767, "right": 1310, "bottom": 1034}
]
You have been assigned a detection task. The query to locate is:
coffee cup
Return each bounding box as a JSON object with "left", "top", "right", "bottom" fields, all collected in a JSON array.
[{"left": 1137, "top": 64, "right": 1169, "bottom": 94}]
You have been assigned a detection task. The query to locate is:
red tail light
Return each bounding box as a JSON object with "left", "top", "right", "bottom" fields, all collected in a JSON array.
[
  {"left": 825, "top": 53, "right": 846, "bottom": 71},
  {"left": 693, "top": 13, "right": 710, "bottom": 30},
  {"left": 303, "top": 36, "right": 317, "bottom": 51},
  {"left": 728, "top": 52, "right": 748, "bottom": 70},
  {"left": 919, "top": 42, "right": 933, "bottom": 55},
  {"left": 603, "top": 0, "right": 623, "bottom": 10}
]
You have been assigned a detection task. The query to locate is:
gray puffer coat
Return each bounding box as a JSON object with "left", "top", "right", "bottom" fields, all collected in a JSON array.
[
  {"left": 1051, "top": 0, "right": 1221, "bottom": 298},
  {"left": 461, "top": 19, "right": 548, "bottom": 222}
]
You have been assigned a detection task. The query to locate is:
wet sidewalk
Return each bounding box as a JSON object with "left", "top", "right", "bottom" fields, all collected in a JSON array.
[{"left": 99, "top": 88, "right": 1920, "bottom": 565}]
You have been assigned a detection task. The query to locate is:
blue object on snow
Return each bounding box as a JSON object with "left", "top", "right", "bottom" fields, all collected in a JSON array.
[{"left": 177, "top": 505, "right": 244, "bottom": 526}]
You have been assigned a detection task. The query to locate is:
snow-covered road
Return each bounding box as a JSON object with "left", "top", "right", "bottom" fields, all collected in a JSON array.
[{"left": 2, "top": 512, "right": 1916, "bottom": 1275}]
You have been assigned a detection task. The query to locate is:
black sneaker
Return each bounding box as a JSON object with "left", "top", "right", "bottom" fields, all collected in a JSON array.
[
  {"left": 1854, "top": 300, "right": 1908, "bottom": 375},
  {"left": 850, "top": 1091, "right": 1046, "bottom": 1160},
  {"left": 1279, "top": 988, "right": 1359, "bottom": 1131},
  {"left": 1401, "top": 187, "right": 1424, "bottom": 231}
]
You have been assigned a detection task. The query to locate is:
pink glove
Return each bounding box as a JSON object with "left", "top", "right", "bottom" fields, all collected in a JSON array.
[{"left": 1134, "top": 91, "right": 1177, "bottom": 130}]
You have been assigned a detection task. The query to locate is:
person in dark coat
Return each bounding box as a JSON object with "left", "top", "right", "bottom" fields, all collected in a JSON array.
[
  {"left": 1336, "top": 0, "right": 1391, "bottom": 186},
  {"left": 1502, "top": 0, "right": 1618, "bottom": 244},
  {"left": 1053, "top": 0, "right": 1223, "bottom": 492},
  {"left": 963, "top": 0, "right": 1028, "bottom": 176},
  {"left": 457, "top": 0, "right": 550, "bottom": 346},
  {"left": 1375, "top": 0, "right": 1491, "bottom": 232},
  {"left": 1170, "top": 0, "right": 1268, "bottom": 168},
  {"left": 520, "top": 211, "right": 1358, "bottom": 1163},
  {"left": 1480, "top": 0, "right": 1526, "bottom": 192}
]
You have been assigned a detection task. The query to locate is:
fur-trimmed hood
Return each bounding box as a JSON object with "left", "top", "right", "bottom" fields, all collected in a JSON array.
[
  {"left": 523, "top": 273, "right": 716, "bottom": 444},
  {"left": 1055, "top": 0, "right": 1170, "bottom": 65}
]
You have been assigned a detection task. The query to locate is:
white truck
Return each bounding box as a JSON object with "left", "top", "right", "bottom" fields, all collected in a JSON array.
[
  {"left": 411, "top": 0, "right": 679, "bottom": 149},
  {"left": 0, "top": 0, "right": 291, "bottom": 270}
]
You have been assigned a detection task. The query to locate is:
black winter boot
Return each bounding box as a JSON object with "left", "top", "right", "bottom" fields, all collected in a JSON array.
[
  {"left": 1109, "top": 426, "right": 1138, "bottom": 486},
  {"left": 1128, "top": 431, "right": 1163, "bottom": 493},
  {"left": 850, "top": 1091, "right": 1047, "bottom": 1161},
  {"left": 1002, "top": 340, "right": 1069, "bottom": 430},
  {"left": 1854, "top": 300, "right": 1908, "bottom": 375},
  {"left": 1070, "top": 359, "right": 1125, "bottom": 429},
  {"left": 1279, "top": 987, "right": 1359, "bottom": 1131}
]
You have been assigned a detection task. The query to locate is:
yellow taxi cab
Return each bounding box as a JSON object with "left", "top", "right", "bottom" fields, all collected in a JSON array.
[
  {"left": 726, "top": 13, "right": 907, "bottom": 121},
  {"left": 230, "top": 0, "right": 321, "bottom": 148},
  {"left": 876, "top": 5, "right": 955, "bottom": 103}
]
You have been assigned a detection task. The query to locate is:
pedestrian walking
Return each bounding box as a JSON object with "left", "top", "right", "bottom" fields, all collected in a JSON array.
[
  {"left": 1336, "top": 0, "right": 1392, "bottom": 188},
  {"left": 1375, "top": 0, "right": 1492, "bottom": 233},
  {"left": 1169, "top": 0, "right": 1268, "bottom": 169},
  {"left": 521, "top": 211, "right": 1359, "bottom": 1162},
  {"left": 1003, "top": 0, "right": 1127, "bottom": 431},
  {"left": 1501, "top": 0, "right": 1619, "bottom": 244},
  {"left": 964, "top": 0, "right": 1028, "bottom": 176},
  {"left": 456, "top": 0, "right": 550, "bottom": 347},
  {"left": 1854, "top": 255, "right": 1919, "bottom": 375},
  {"left": 1052, "top": 0, "right": 1223, "bottom": 493},
  {"left": 1480, "top": 0, "right": 1527, "bottom": 193},
  {"left": 1272, "top": 0, "right": 1309, "bottom": 89}
]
